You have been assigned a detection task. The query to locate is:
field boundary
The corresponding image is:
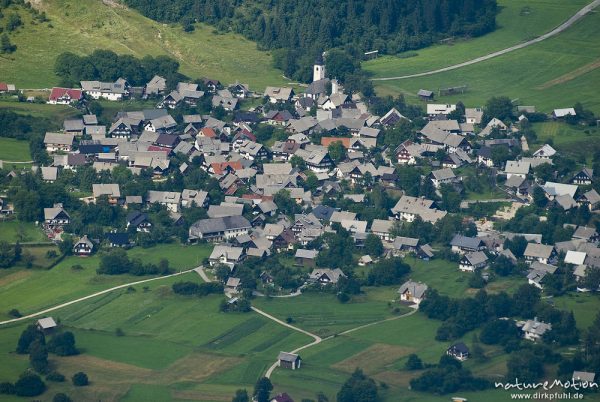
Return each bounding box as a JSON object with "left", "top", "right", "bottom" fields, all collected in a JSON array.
[
  {"left": 372, "top": 0, "right": 600, "bottom": 81},
  {"left": 536, "top": 58, "right": 600, "bottom": 89}
]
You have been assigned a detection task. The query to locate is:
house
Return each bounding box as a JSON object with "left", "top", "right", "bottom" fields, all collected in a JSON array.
[
  {"left": 44, "top": 132, "right": 74, "bottom": 153},
  {"left": 48, "top": 87, "right": 83, "bottom": 105},
  {"left": 188, "top": 216, "right": 252, "bottom": 242},
  {"left": 358, "top": 255, "right": 373, "bottom": 266},
  {"left": 309, "top": 268, "right": 346, "bottom": 284},
  {"left": 81, "top": 79, "right": 129, "bottom": 101},
  {"left": 417, "top": 244, "right": 435, "bottom": 260},
  {"left": 44, "top": 205, "right": 70, "bottom": 228},
  {"left": 429, "top": 168, "right": 458, "bottom": 189},
  {"left": 391, "top": 196, "right": 447, "bottom": 223},
  {"left": 181, "top": 189, "right": 209, "bottom": 208},
  {"left": 465, "top": 108, "right": 483, "bottom": 124},
  {"left": 73, "top": 235, "right": 94, "bottom": 256},
  {"left": 295, "top": 249, "right": 319, "bottom": 267},
  {"left": 521, "top": 318, "right": 552, "bottom": 341},
  {"left": 504, "top": 161, "right": 530, "bottom": 179},
  {"left": 145, "top": 75, "right": 167, "bottom": 96},
  {"left": 524, "top": 243, "right": 556, "bottom": 265},
  {"left": 447, "top": 343, "right": 470, "bottom": 361},
  {"left": 264, "top": 87, "right": 294, "bottom": 103},
  {"left": 106, "top": 232, "right": 130, "bottom": 248},
  {"left": 380, "top": 108, "right": 409, "bottom": 126},
  {"left": 398, "top": 280, "right": 428, "bottom": 305},
  {"left": 370, "top": 219, "right": 395, "bottom": 242},
  {"left": 41, "top": 167, "right": 58, "bottom": 182},
  {"left": 92, "top": 184, "right": 121, "bottom": 204},
  {"left": 573, "top": 226, "right": 599, "bottom": 243},
  {"left": 392, "top": 237, "right": 420, "bottom": 254},
  {"left": 36, "top": 317, "right": 57, "bottom": 333},
  {"left": 450, "top": 235, "right": 485, "bottom": 254},
  {"left": 278, "top": 352, "right": 301, "bottom": 370},
  {"left": 209, "top": 246, "right": 245, "bottom": 268},
  {"left": 572, "top": 168, "right": 593, "bottom": 185},
  {"left": 146, "top": 191, "right": 181, "bottom": 212},
  {"left": 459, "top": 251, "right": 488, "bottom": 272},
  {"left": 542, "top": 182, "right": 578, "bottom": 201},
  {"left": 63, "top": 119, "right": 85, "bottom": 136},
  {"left": 577, "top": 189, "right": 600, "bottom": 211},
  {"left": 126, "top": 211, "right": 152, "bottom": 232},
  {"left": 427, "top": 104, "right": 456, "bottom": 117},
  {"left": 533, "top": 144, "right": 557, "bottom": 160},
  {"left": 552, "top": 108, "right": 576, "bottom": 119},
  {"left": 225, "top": 277, "right": 241, "bottom": 293}
]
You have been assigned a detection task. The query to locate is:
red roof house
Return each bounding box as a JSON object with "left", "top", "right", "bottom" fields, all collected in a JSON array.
[{"left": 48, "top": 87, "right": 83, "bottom": 105}]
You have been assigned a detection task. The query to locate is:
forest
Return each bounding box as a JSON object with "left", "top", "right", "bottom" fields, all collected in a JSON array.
[{"left": 124, "top": 0, "right": 498, "bottom": 81}]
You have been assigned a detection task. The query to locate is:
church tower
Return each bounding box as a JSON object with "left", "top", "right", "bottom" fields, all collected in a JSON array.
[{"left": 313, "top": 53, "right": 326, "bottom": 82}]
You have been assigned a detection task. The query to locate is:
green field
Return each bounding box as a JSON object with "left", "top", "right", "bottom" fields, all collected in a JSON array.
[
  {"left": 366, "top": 0, "right": 600, "bottom": 114},
  {"left": 0, "top": 138, "right": 31, "bottom": 162},
  {"left": 0, "top": 221, "right": 48, "bottom": 243},
  {"left": 0, "top": 0, "right": 287, "bottom": 90},
  {"left": 531, "top": 121, "right": 600, "bottom": 161},
  {"left": 0, "top": 243, "right": 213, "bottom": 320}
]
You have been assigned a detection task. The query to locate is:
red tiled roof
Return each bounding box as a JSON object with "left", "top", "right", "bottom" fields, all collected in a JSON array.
[
  {"left": 0, "top": 83, "right": 8, "bottom": 91},
  {"left": 211, "top": 161, "right": 242, "bottom": 175},
  {"left": 49, "top": 87, "right": 83, "bottom": 102},
  {"left": 321, "top": 137, "right": 351, "bottom": 148},
  {"left": 200, "top": 127, "right": 217, "bottom": 138},
  {"left": 147, "top": 146, "right": 171, "bottom": 155}
]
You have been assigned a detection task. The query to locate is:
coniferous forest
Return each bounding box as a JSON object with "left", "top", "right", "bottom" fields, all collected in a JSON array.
[{"left": 124, "top": 0, "right": 498, "bottom": 81}]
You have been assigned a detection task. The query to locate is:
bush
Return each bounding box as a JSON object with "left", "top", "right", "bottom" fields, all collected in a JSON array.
[
  {"left": 8, "top": 308, "right": 21, "bottom": 318},
  {"left": 47, "top": 331, "right": 78, "bottom": 356},
  {"left": 45, "top": 372, "right": 65, "bottom": 382},
  {"left": 53, "top": 393, "right": 73, "bottom": 402},
  {"left": 15, "top": 372, "right": 46, "bottom": 397},
  {"left": 405, "top": 354, "right": 423, "bottom": 370},
  {"left": 72, "top": 372, "right": 88, "bottom": 386},
  {"left": 115, "top": 328, "right": 125, "bottom": 337},
  {"left": 0, "top": 382, "right": 15, "bottom": 394}
]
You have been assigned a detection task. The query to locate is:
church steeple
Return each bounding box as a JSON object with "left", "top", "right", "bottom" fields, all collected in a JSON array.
[{"left": 313, "top": 53, "right": 326, "bottom": 82}]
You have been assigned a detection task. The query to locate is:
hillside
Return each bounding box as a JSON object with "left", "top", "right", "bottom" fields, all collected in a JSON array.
[
  {"left": 365, "top": 0, "right": 600, "bottom": 113},
  {"left": 0, "top": 0, "right": 287, "bottom": 90}
]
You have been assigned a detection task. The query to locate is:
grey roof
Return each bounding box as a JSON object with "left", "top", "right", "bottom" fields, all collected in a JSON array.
[
  {"left": 210, "top": 245, "right": 244, "bottom": 261},
  {"left": 81, "top": 80, "right": 128, "bottom": 94},
  {"left": 399, "top": 280, "right": 428, "bottom": 298},
  {"left": 524, "top": 243, "right": 554, "bottom": 259},
  {"left": 189, "top": 216, "right": 251, "bottom": 237},
  {"left": 522, "top": 319, "right": 552, "bottom": 336},
  {"left": 92, "top": 183, "right": 120, "bottom": 198},
  {"left": 463, "top": 251, "right": 488, "bottom": 266},
  {"left": 573, "top": 226, "right": 598, "bottom": 241},
  {"left": 41, "top": 166, "right": 58, "bottom": 181},
  {"left": 278, "top": 352, "right": 300, "bottom": 362},
  {"left": 295, "top": 249, "right": 318, "bottom": 259},
  {"left": 37, "top": 317, "right": 57, "bottom": 329},
  {"left": 431, "top": 168, "right": 456, "bottom": 181},
  {"left": 207, "top": 203, "right": 244, "bottom": 218},
  {"left": 450, "top": 234, "right": 483, "bottom": 250},
  {"left": 44, "top": 132, "right": 74, "bottom": 146},
  {"left": 146, "top": 190, "right": 181, "bottom": 205},
  {"left": 63, "top": 119, "right": 85, "bottom": 131},
  {"left": 74, "top": 235, "right": 94, "bottom": 249},
  {"left": 573, "top": 371, "right": 596, "bottom": 383},
  {"left": 504, "top": 161, "right": 530, "bottom": 175},
  {"left": 393, "top": 236, "right": 419, "bottom": 248},
  {"left": 309, "top": 268, "right": 346, "bottom": 283}
]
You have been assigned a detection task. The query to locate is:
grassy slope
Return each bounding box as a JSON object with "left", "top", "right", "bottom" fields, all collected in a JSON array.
[
  {"left": 365, "top": 0, "right": 589, "bottom": 77},
  {"left": 366, "top": 0, "right": 600, "bottom": 114},
  {"left": 531, "top": 121, "right": 600, "bottom": 162},
  {"left": 0, "top": 0, "right": 287, "bottom": 90},
  {"left": 0, "top": 243, "right": 212, "bottom": 320},
  {"left": 0, "top": 138, "right": 31, "bottom": 162}
]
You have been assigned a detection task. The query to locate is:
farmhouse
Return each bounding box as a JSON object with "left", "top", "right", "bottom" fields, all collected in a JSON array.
[
  {"left": 447, "top": 343, "right": 470, "bottom": 361},
  {"left": 524, "top": 243, "right": 556, "bottom": 265},
  {"left": 44, "top": 205, "right": 70, "bottom": 228},
  {"left": 450, "top": 235, "right": 485, "bottom": 254},
  {"left": 309, "top": 268, "right": 346, "bottom": 284},
  {"left": 81, "top": 79, "right": 129, "bottom": 101},
  {"left": 209, "top": 245, "right": 245, "bottom": 268},
  {"left": 521, "top": 318, "right": 552, "bottom": 341},
  {"left": 48, "top": 87, "right": 83, "bottom": 105},
  {"left": 188, "top": 216, "right": 251, "bottom": 242},
  {"left": 73, "top": 235, "right": 94, "bottom": 256},
  {"left": 126, "top": 211, "right": 152, "bottom": 232},
  {"left": 92, "top": 184, "right": 121, "bottom": 204},
  {"left": 36, "top": 317, "right": 57, "bottom": 333},
  {"left": 398, "top": 280, "right": 428, "bottom": 305},
  {"left": 44, "top": 132, "right": 74, "bottom": 153},
  {"left": 459, "top": 251, "right": 488, "bottom": 272}
]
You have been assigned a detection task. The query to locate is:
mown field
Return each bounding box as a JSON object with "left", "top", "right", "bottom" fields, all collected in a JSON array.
[
  {"left": 366, "top": 0, "right": 600, "bottom": 114},
  {"left": 531, "top": 121, "right": 600, "bottom": 162},
  {"left": 0, "top": 0, "right": 287, "bottom": 90},
  {"left": 0, "top": 138, "right": 31, "bottom": 162},
  {"left": 0, "top": 242, "right": 213, "bottom": 320}
]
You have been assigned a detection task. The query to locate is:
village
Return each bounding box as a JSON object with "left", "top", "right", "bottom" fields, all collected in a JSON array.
[{"left": 1, "top": 54, "right": 599, "bottom": 401}]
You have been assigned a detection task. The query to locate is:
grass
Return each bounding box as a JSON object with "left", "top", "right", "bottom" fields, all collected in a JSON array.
[
  {"left": 530, "top": 121, "right": 600, "bottom": 162},
  {"left": 364, "top": 0, "right": 590, "bottom": 77},
  {"left": 404, "top": 256, "right": 471, "bottom": 298},
  {"left": 0, "top": 99, "right": 79, "bottom": 120},
  {"left": 0, "top": 0, "right": 287, "bottom": 90},
  {"left": 253, "top": 287, "right": 405, "bottom": 337},
  {"left": 367, "top": 2, "right": 600, "bottom": 114},
  {"left": 0, "top": 138, "right": 31, "bottom": 162},
  {"left": 552, "top": 292, "right": 600, "bottom": 331},
  {"left": 0, "top": 243, "right": 213, "bottom": 319},
  {"left": 0, "top": 220, "right": 48, "bottom": 243}
]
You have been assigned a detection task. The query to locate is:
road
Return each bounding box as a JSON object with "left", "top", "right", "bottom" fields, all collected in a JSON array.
[
  {"left": 0, "top": 269, "right": 195, "bottom": 326},
  {"left": 372, "top": 0, "right": 600, "bottom": 81}
]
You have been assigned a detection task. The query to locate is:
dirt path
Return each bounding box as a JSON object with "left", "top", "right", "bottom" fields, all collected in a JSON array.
[
  {"left": 0, "top": 269, "right": 195, "bottom": 326},
  {"left": 373, "top": 0, "right": 600, "bottom": 81},
  {"left": 537, "top": 58, "right": 600, "bottom": 89}
]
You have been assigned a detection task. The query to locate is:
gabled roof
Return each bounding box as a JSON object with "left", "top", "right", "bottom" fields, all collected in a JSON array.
[
  {"left": 399, "top": 280, "right": 428, "bottom": 298},
  {"left": 524, "top": 243, "right": 554, "bottom": 259},
  {"left": 49, "top": 87, "right": 82, "bottom": 102},
  {"left": 44, "top": 132, "right": 74, "bottom": 146}
]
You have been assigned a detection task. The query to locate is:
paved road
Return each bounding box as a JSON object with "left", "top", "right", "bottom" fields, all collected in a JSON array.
[
  {"left": 373, "top": 0, "right": 600, "bottom": 81},
  {"left": 0, "top": 269, "right": 195, "bottom": 326}
]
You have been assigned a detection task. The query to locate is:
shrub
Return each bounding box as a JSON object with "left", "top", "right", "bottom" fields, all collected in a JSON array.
[
  {"left": 45, "top": 372, "right": 65, "bottom": 382},
  {"left": 8, "top": 309, "right": 21, "bottom": 318},
  {"left": 15, "top": 372, "right": 46, "bottom": 397},
  {"left": 72, "top": 372, "right": 88, "bottom": 386},
  {"left": 0, "top": 382, "right": 15, "bottom": 394},
  {"left": 53, "top": 393, "right": 73, "bottom": 402}
]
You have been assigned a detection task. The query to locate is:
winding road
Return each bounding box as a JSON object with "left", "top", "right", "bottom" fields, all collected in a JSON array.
[{"left": 372, "top": 0, "right": 600, "bottom": 81}]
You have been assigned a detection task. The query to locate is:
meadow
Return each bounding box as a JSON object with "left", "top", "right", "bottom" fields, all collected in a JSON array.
[
  {"left": 0, "top": 0, "right": 287, "bottom": 90},
  {"left": 0, "top": 138, "right": 31, "bottom": 162},
  {"left": 531, "top": 121, "right": 600, "bottom": 162},
  {"left": 0, "top": 220, "right": 48, "bottom": 243},
  {"left": 0, "top": 242, "right": 213, "bottom": 320},
  {"left": 366, "top": 0, "right": 600, "bottom": 114}
]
